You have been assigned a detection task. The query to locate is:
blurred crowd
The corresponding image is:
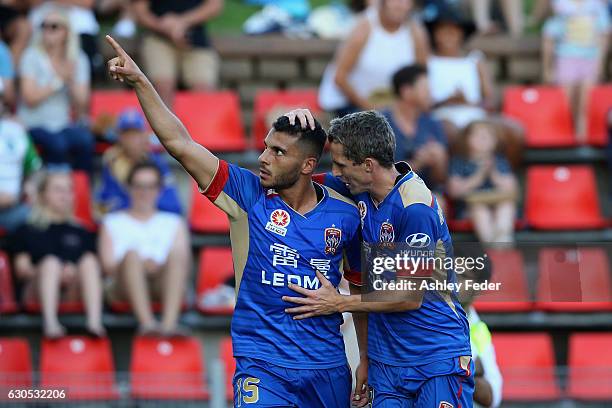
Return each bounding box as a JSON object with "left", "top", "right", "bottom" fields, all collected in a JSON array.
[{"left": 0, "top": 0, "right": 609, "bottom": 351}]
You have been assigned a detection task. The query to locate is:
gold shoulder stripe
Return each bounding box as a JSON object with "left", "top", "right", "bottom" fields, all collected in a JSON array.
[
  {"left": 323, "top": 185, "right": 358, "bottom": 208},
  {"left": 398, "top": 177, "right": 433, "bottom": 208}
]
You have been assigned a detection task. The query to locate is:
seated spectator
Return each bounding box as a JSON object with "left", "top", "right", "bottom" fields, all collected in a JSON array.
[
  {"left": 0, "top": 39, "right": 15, "bottom": 108},
  {"left": 97, "top": 0, "right": 136, "bottom": 38},
  {"left": 97, "top": 108, "right": 182, "bottom": 215},
  {"left": 8, "top": 169, "right": 105, "bottom": 338},
  {"left": 318, "top": 0, "right": 429, "bottom": 117},
  {"left": 133, "top": 0, "right": 223, "bottom": 106},
  {"left": 0, "top": 90, "right": 41, "bottom": 233},
  {"left": 447, "top": 121, "right": 518, "bottom": 245},
  {"left": 542, "top": 0, "right": 610, "bottom": 141},
  {"left": 425, "top": 1, "right": 524, "bottom": 167},
  {"left": 28, "top": 0, "right": 102, "bottom": 76},
  {"left": 0, "top": 0, "right": 31, "bottom": 64},
  {"left": 18, "top": 7, "right": 94, "bottom": 173},
  {"left": 382, "top": 64, "right": 448, "bottom": 190},
  {"left": 99, "top": 162, "right": 191, "bottom": 336},
  {"left": 454, "top": 243, "right": 503, "bottom": 407}
]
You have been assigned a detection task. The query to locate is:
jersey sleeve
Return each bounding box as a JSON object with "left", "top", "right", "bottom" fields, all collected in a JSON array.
[
  {"left": 201, "top": 160, "right": 263, "bottom": 219},
  {"left": 342, "top": 223, "right": 362, "bottom": 286},
  {"left": 313, "top": 172, "right": 352, "bottom": 199}
]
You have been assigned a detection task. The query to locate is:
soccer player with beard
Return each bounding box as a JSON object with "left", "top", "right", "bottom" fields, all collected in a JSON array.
[
  {"left": 283, "top": 109, "right": 474, "bottom": 408},
  {"left": 105, "top": 36, "right": 365, "bottom": 407}
]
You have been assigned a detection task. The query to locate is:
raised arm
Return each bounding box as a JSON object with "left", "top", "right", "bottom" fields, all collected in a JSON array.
[{"left": 105, "top": 35, "right": 218, "bottom": 190}]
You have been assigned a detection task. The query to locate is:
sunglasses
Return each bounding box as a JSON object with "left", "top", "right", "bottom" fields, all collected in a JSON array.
[{"left": 41, "top": 22, "right": 66, "bottom": 31}]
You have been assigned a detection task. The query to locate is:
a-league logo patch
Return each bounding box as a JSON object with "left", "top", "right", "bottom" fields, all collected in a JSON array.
[
  {"left": 357, "top": 201, "right": 367, "bottom": 221},
  {"left": 439, "top": 402, "right": 453, "bottom": 408},
  {"left": 379, "top": 221, "right": 395, "bottom": 243},
  {"left": 324, "top": 227, "right": 342, "bottom": 255},
  {"left": 265, "top": 209, "right": 291, "bottom": 237}
]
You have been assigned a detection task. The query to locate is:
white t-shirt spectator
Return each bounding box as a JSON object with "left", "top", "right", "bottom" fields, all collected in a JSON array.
[
  {"left": 0, "top": 118, "right": 41, "bottom": 198},
  {"left": 102, "top": 211, "right": 181, "bottom": 265},
  {"left": 17, "top": 46, "right": 90, "bottom": 132}
]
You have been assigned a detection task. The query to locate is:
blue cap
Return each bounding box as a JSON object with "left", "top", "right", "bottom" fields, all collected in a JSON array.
[{"left": 117, "top": 108, "right": 146, "bottom": 132}]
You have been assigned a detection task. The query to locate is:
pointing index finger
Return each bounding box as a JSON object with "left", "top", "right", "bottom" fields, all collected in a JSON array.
[{"left": 106, "top": 35, "right": 128, "bottom": 58}]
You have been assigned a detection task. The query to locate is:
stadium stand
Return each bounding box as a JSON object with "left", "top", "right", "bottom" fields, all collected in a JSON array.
[
  {"left": 252, "top": 89, "right": 320, "bottom": 149},
  {"left": 503, "top": 86, "right": 576, "bottom": 148},
  {"left": 130, "top": 336, "right": 209, "bottom": 400},
  {"left": 189, "top": 182, "right": 230, "bottom": 234},
  {"left": 586, "top": 85, "right": 612, "bottom": 147},
  {"left": 197, "top": 247, "right": 235, "bottom": 315},
  {"left": 40, "top": 336, "right": 118, "bottom": 400},
  {"left": 72, "top": 170, "right": 96, "bottom": 231},
  {"left": 219, "top": 337, "right": 235, "bottom": 401},
  {"left": 536, "top": 247, "right": 612, "bottom": 312},
  {"left": 473, "top": 248, "right": 532, "bottom": 312},
  {"left": 492, "top": 333, "right": 561, "bottom": 401},
  {"left": 567, "top": 333, "right": 612, "bottom": 401},
  {"left": 90, "top": 90, "right": 141, "bottom": 121},
  {"left": 525, "top": 165, "right": 607, "bottom": 230},
  {"left": 0, "top": 338, "right": 33, "bottom": 398},
  {"left": 0, "top": 251, "right": 18, "bottom": 314}
]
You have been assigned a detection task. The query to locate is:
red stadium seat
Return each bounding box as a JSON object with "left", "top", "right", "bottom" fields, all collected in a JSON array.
[
  {"left": 72, "top": 171, "right": 96, "bottom": 231},
  {"left": 474, "top": 249, "right": 532, "bottom": 312},
  {"left": 492, "top": 333, "right": 560, "bottom": 401},
  {"left": 90, "top": 90, "right": 140, "bottom": 120},
  {"left": 536, "top": 247, "right": 612, "bottom": 312},
  {"left": 197, "top": 247, "right": 235, "bottom": 314},
  {"left": 219, "top": 337, "right": 235, "bottom": 401},
  {"left": 567, "top": 333, "right": 612, "bottom": 400},
  {"left": 0, "top": 338, "right": 33, "bottom": 399},
  {"left": 40, "top": 337, "right": 118, "bottom": 400},
  {"left": 252, "top": 89, "right": 321, "bottom": 149},
  {"left": 0, "top": 252, "right": 18, "bottom": 314},
  {"left": 525, "top": 165, "right": 606, "bottom": 230},
  {"left": 189, "top": 182, "right": 230, "bottom": 234},
  {"left": 586, "top": 85, "right": 612, "bottom": 146},
  {"left": 503, "top": 86, "right": 576, "bottom": 147},
  {"left": 174, "top": 91, "right": 246, "bottom": 152},
  {"left": 130, "top": 336, "right": 209, "bottom": 400}
]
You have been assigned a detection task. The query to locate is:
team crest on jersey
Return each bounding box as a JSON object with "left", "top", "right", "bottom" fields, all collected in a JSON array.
[
  {"left": 265, "top": 209, "right": 291, "bottom": 237},
  {"left": 357, "top": 201, "right": 367, "bottom": 221},
  {"left": 324, "top": 227, "right": 342, "bottom": 254},
  {"left": 439, "top": 402, "right": 453, "bottom": 408},
  {"left": 379, "top": 222, "right": 395, "bottom": 243}
]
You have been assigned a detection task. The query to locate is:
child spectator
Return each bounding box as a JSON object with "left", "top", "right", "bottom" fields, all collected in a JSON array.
[
  {"left": 8, "top": 169, "right": 105, "bottom": 338},
  {"left": 99, "top": 162, "right": 191, "bottom": 336},
  {"left": 447, "top": 121, "right": 518, "bottom": 245},
  {"left": 542, "top": 0, "right": 610, "bottom": 141},
  {"left": 0, "top": 89, "right": 41, "bottom": 233},
  {"left": 133, "top": 0, "right": 223, "bottom": 106},
  {"left": 96, "top": 108, "right": 182, "bottom": 215},
  {"left": 17, "top": 7, "right": 94, "bottom": 173},
  {"left": 382, "top": 64, "right": 448, "bottom": 190}
]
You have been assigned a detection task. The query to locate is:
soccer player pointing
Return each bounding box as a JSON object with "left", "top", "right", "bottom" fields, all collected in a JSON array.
[
  {"left": 106, "top": 36, "right": 366, "bottom": 407},
  {"left": 284, "top": 109, "right": 475, "bottom": 408}
]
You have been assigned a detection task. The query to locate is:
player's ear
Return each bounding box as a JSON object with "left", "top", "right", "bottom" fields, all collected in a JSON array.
[
  {"left": 301, "top": 156, "right": 318, "bottom": 175},
  {"left": 364, "top": 158, "right": 374, "bottom": 173}
]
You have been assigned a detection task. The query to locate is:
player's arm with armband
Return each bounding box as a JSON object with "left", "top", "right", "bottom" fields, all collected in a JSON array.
[{"left": 104, "top": 35, "right": 218, "bottom": 191}]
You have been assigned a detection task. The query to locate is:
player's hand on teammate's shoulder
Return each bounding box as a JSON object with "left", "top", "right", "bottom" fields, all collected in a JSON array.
[
  {"left": 282, "top": 271, "right": 342, "bottom": 319},
  {"left": 105, "top": 35, "right": 145, "bottom": 87},
  {"left": 284, "top": 108, "right": 316, "bottom": 130}
]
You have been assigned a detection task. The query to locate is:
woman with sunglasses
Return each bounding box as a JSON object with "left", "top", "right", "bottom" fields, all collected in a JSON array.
[{"left": 17, "top": 6, "right": 93, "bottom": 173}]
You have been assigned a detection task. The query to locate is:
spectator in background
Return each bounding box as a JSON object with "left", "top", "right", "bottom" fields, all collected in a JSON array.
[
  {"left": 28, "top": 0, "right": 103, "bottom": 76},
  {"left": 382, "top": 64, "right": 448, "bottom": 190},
  {"left": 542, "top": 0, "right": 610, "bottom": 142},
  {"left": 0, "top": 39, "right": 15, "bottom": 108},
  {"left": 97, "top": 108, "right": 182, "bottom": 215},
  {"left": 454, "top": 243, "right": 503, "bottom": 408},
  {"left": 0, "top": 87, "right": 41, "bottom": 233},
  {"left": 0, "top": 0, "right": 31, "bottom": 64},
  {"left": 99, "top": 162, "right": 191, "bottom": 336},
  {"left": 9, "top": 170, "right": 105, "bottom": 338},
  {"left": 18, "top": 7, "right": 94, "bottom": 173},
  {"left": 447, "top": 121, "right": 518, "bottom": 246},
  {"left": 425, "top": 2, "right": 524, "bottom": 168},
  {"left": 97, "top": 0, "right": 136, "bottom": 38},
  {"left": 133, "top": 0, "right": 223, "bottom": 106},
  {"left": 318, "top": 0, "right": 429, "bottom": 116},
  {"left": 470, "top": 0, "right": 524, "bottom": 36}
]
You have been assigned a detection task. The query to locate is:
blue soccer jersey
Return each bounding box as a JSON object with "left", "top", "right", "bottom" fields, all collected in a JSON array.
[
  {"left": 317, "top": 163, "right": 472, "bottom": 367},
  {"left": 202, "top": 160, "right": 362, "bottom": 369}
]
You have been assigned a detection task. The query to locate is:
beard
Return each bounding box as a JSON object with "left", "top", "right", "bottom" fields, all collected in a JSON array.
[{"left": 262, "top": 165, "right": 301, "bottom": 191}]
